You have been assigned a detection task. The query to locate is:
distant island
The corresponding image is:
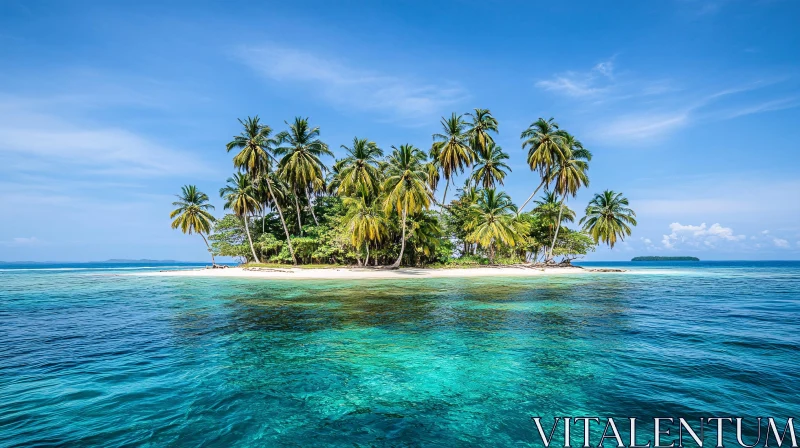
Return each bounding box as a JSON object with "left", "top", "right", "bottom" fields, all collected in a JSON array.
[{"left": 631, "top": 256, "right": 700, "bottom": 261}]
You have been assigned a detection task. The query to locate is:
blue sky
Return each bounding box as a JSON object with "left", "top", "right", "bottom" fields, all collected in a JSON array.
[{"left": 1, "top": 0, "right": 798, "bottom": 261}]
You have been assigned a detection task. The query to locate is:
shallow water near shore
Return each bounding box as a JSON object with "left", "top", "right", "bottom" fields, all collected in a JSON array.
[{"left": 1, "top": 261, "right": 799, "bottom": 446}]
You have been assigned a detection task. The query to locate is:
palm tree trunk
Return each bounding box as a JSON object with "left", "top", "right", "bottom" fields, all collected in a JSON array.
[
  {"left": 293, "top": 195, "right": 303, "bottom": 235},
  {"left": 518, "top": 178, "right": 547, "bottom": 213},
  {"left": 391, "top": 205, "right": 408, "bottom": 269},
  {"left": 200, "top": 233, "right": 215, "bottom": 265},
  {"left": 265, "top": 179, "right": 297, "bottom": 265},
  {"left": 306, "top": 187, "right": 319, "bottom": 226},
  {"left": 440, "top": 177, "right": 450, "bottom": 208},
  {"left": 242, "top": 210, "right": 260, "bottom": 264},
  {"left": 546, "top": 196, "right": 567, "bottom": 262},
  {"left": 365, "top": 243, "right": 370, "bottom": 266}
]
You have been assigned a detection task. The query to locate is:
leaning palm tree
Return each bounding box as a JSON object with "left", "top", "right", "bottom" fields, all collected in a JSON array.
[
  {"left": 466, "top": 189, "right": 525, "bottom": 264},
  {"left": 226, "top": 116, "right": 296, "bottom": 264},
  {"left": 343, "top": 195, "right": 388, "bottom": 266},
  {"left": 518, "top": 117, "right": 568, "bottom": 211},
  {"left": 466, "top": 108, "right": 499, "bottom": 158},
  {"left": 545, "top": 131, "right": 590, "bottom": 261},
  {"left": 471, "top": 142, "right": 511, "bottom": 189},
  {"left": 170, "top": 185, "right": 217, "bottom": 265},
  {"left": 337, "top": 137, "right": 384, "bottom": 197},
  {"left": 432, "top": 113, "right": 472, "bottom": 206},
  {"left": 579, "top": 190, "right": 637, "bottom": 248},
  {"left": 219, "top": 173, "right": 261, "bottom": 263},
  {"left": 383, "top": 144, "right": 431, "bottom": 268},
  {"left": 276, "top": 117, "right": 332, "bottom": 230}
]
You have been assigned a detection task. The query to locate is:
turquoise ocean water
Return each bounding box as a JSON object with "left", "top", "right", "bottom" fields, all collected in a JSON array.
[{"left": 1, "top": 261, "right": 799, "bottom": 446}]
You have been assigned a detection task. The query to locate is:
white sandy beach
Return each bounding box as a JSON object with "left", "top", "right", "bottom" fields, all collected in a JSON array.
[{"left": 142, "top": 265, "right": 611, "bottom": 280}]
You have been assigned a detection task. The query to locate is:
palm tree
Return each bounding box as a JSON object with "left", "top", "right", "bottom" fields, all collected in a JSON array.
[
  {"left": 343, "top": 196, "right": 387, "bottom": 266},
  {"left": 579, "top": 190, "right": 637, "bottom": 248},
  {"left": 466, "top": 108, "right": 499, "bottom": 158},
  {"left": 382, "top": 144, "right": 431, "bottom": 268},
  {"left": 276, "top": 117, "right": 332, "bottom": 230},
  {"left": 170, "top": 185, "right": 217, "bottom": 265},
  {"left": 432, "top": 113, "right": 472, "bottom": 206},
  {"left": 471, "top": 142, "right": 511, "bottom": 188},
  {"left": 518, "top": 117, "right": 568, "bottom": 212},
  {"left": 545, "top": 131, "right": 590, "bottom": 261},
  {"left": 219, "top": 173, "right": 261, "bottom": 263},
  {"left": 226, "top": 116, "right": 296, "bottom": 264},
  {"left": 337, "top": 137, "right": 384, "bottom": 196},
  {"left": 466, "top": 189, "right": 525, "bottom": 263}
]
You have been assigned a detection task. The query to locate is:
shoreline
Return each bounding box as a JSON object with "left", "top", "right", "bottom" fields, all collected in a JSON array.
[{"left": 140, "top": 265, "right": 622, "bottom": 280}]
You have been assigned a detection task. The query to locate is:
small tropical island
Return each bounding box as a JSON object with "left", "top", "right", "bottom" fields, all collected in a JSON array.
[
  {"left": 631, "top": 256, "right": 700, "bottom": 261},
  {"left": 167, "top": 110, "right": 638, "bottom": 277}
]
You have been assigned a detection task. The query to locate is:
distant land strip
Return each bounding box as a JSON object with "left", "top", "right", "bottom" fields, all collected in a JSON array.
[{"left": 631, "top": 256, "right": 700, "bottom": 261}]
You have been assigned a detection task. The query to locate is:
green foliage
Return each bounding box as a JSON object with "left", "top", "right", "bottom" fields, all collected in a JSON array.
[
  {"left": 209, "top": 214, "right": 250, "bottom": 260},
  {"left": 551, "top": 229, "right": 596, "bottom": 262}
]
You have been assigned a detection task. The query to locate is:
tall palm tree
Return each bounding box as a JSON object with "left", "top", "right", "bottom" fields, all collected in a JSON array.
[
  {"left": 471, "top": 142, "right": 511, "bottom": 188},
  {"left": 466, "top": 189, "right": 525, "bottom": 263},
  {"left": 337, "top": 137, "right": 384, "bottom": 196},
  {"left": 519, "top": 117, "right": 568, "bottom": 212},
  {"left": 466, "top": 108, "right": 499, "bottom": 158},
  {"left": 276, "top": 117, "right": 332, "bottom": 230},
  {"left": 343, "top": 196, "right": 387, "bottom": 266},
  {"left": 226, "top": 116, "right": 296, "bottom": 264},
  {"left": 170, "top": 185, "right": 217, "bottom": 264},
  {"left": 219, "top": 173, "right": 261, "bottom": 263},
  {"left": 383, "top": 144, "right": 431, "bottom": 268},
  {"left": 579, "top": 190, "right": 637, "bottom": 248},
  {"left": 432, "top": 113, "right": 472, "bottom": 206},
  {"left": 546, "top": 131, "right": 590, "bottom": 261}
]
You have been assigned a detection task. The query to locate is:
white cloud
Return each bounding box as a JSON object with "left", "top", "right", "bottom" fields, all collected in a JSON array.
[
  {"left": 761, "top": 230, "right": 770, "bottom": 234},
  {"left": 0, "top": 237, "right": 41, "bottom": 247},
  {"left": 237, "top": 43, "right": 467, "bottom": 124},
  {"left": 773, "top": 238, "right": 789, "bottom": 248},
  {"left": 661, "top": 222, "right": 745, "bottom": 249}
]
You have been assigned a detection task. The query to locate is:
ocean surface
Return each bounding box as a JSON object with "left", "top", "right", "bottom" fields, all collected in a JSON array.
[{"left": 1, "top": 261, "right": 799, "bottom": 446}]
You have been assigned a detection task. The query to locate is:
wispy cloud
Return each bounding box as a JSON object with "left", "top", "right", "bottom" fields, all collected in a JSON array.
[
  {"left": 0, "top": 236, "right": 42, "bottom": 247},
  {"left": 236, "top": 43, "right": 468, "bottom": 125},
  {"left": 633, "top": 175, "right": 800, "bottom": 219},
  {"left": 0, "top": 96, "right": 209, "bottom": 177},
  {"left": 535, "top": 60, "right": 615, "bottom": 98},
  {"left": 536, "top": 60, "right": 798, "bottom": 143}
]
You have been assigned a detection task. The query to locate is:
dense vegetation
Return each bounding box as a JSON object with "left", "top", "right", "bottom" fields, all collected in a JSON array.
[
  {"left": 631, "top": 256, "right": 699, "bottom": 261},
  {"left": 170, "top": 111, "right": 637, "bottom": 267}
]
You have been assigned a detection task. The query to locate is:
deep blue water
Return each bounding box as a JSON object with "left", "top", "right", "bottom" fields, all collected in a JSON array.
[{"left": 1, "top": 261, "right": 799, "bottom": 446}]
